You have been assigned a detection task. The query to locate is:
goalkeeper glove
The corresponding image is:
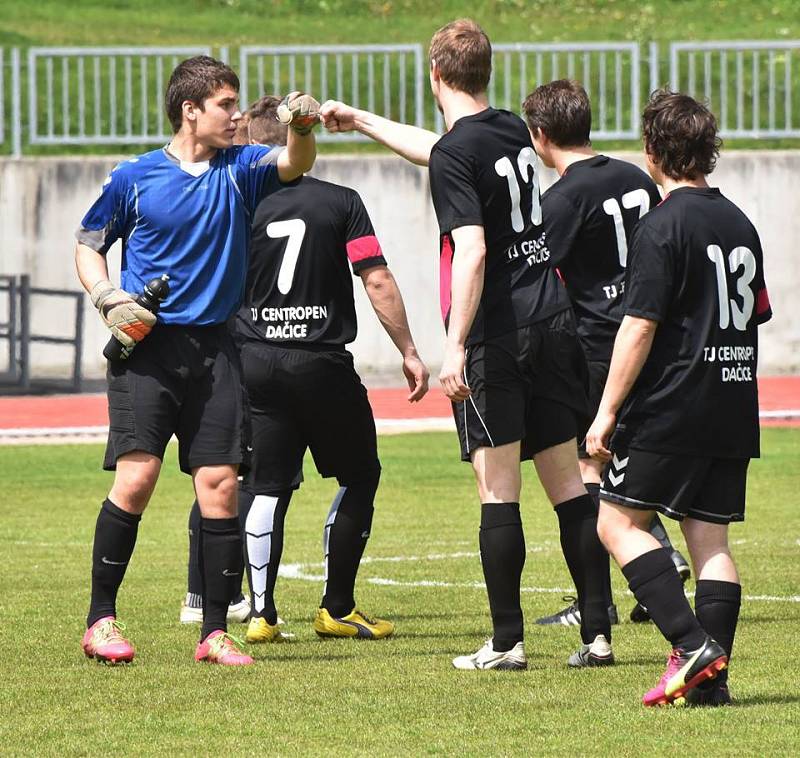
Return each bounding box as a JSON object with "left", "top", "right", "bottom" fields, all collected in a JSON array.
[
  {"left": 277, "top": 92, "right": 321, "bottom": 135},
  {"left": 90, "top": 279, "right": 156, "bottom": 350}
]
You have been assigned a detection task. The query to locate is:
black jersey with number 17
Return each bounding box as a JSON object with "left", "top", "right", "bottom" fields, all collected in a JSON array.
[
  {"left": 619, "top": 187, "right": 772, "bottom": 459},
  {"left": 428, "top": 108, "right": 570, "bottom": 345},
  {"left": 234, "top": 176, "right": 386, "bottom": 346},
  {"left": 542, "top": 155, "right": 662, "bottom": 360}
]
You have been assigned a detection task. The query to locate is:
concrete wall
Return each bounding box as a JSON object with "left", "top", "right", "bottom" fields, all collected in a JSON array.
[{"left": 0, "top": 151, "right": 797, "bottom": 382}]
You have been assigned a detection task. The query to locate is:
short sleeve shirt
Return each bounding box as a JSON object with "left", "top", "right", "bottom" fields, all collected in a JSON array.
[
  {"left": 618, "top": 187, "right": 772, "bottom": 458},
  {"left": 76, "top": 144, "right": 283, "bottom": 325},
  {"left": 428, "top": 108, "right": 569, "bottom": 345},
  {"left": 235, "top": 176, "right": 386, "bottom": 346},
  {"left": 542, "top": 156, "right": 662, "bottom": 360}
]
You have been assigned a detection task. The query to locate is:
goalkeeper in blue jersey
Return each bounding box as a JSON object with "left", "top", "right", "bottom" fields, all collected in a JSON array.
[{"left": 75, "top": 55, "right": 319, "bottom": 666}]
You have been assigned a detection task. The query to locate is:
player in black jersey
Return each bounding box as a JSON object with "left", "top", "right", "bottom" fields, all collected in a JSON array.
[
  {"left": 183, "top": 96, "right": 429, "bottom": 643},
  {"left": 322, "top": 20, "right": 611, "bottom": 671},
  {"left": 522, "top": 79, "right": 691, "bottom": 636},
  {"left": 587, "top": 90, "right": 772, "bottom": 706}
]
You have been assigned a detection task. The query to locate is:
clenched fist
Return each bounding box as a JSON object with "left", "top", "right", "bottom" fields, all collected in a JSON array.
[{"left": 277, "top": 91, "right": 321, "bottom": 135}]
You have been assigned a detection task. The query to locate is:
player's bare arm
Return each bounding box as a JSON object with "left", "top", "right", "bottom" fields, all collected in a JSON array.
[
  {"left": 440, "top": 225, "right": 486, "bottom": 403},
  {"left": 75, "top": 242, "right": 156, "bottom": 350},
  {"left": 360, "top": 264, "right": 430, "bottom": 402},
  {"left": 277, "top": 92, "right": 319, "bottom": 182},
  {"left": 586, "top": 315, "right": 657, "bottom": 461},
  {"left": 320, "top": 100, "right": 439, "bottom": 166}
]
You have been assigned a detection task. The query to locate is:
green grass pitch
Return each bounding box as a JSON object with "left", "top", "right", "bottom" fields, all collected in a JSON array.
[{"left": 1, "top": 428, "right": 799, "bottom": 754}]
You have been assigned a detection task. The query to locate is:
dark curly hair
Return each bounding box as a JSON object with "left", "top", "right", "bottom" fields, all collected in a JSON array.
[{"left": 642, "top": 89, "right": 722, "bottom": 180}]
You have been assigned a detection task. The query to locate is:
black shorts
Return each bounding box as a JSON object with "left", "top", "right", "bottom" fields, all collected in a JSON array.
[
  {"left": 578, "top": 359, "right": 610, "bottom": 459},
  {"left": 239, "top": 340, "right": 381, "bottom": 493},
  {"left": 454, "top": 310, "right": 590, "bottom": 462},
  {"left": 600, "top": 441, "right": 749, "bottom": 525},
  {"left": 104, "top": 324, "right": 248, "bottom": 475}
]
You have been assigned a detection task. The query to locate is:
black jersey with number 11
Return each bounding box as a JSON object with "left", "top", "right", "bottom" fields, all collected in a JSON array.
[
  {"left": 428, "top": 108, "right": 570, "bottom": 345},
  {"left": 619, "top": 187, "right": 772, "bottom": 459},
  {"left": 542, "top": 155, "right": 662, "bottom": 360},
  {"left": 234, "top": 176, "right": 386, "bottom": 346}
]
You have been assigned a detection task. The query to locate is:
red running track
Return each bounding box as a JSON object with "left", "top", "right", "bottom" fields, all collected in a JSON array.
[{"left": 0, "top": 377, "right": 798, "bottom": 430}]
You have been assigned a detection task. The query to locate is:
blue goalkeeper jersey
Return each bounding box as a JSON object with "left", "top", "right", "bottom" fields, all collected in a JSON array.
[{"left": 77, "top": 144, "right": 283, "bottom": 325}]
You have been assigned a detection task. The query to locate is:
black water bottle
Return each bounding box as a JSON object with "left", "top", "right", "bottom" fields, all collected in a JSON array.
[{"left": 103, "top": 274, "right": 170, "bottom": 362}]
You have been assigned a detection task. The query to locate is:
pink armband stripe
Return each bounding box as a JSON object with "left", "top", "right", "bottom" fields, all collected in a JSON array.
[{"left": 346, "top": 235, "right": 382, "bottom": 263}]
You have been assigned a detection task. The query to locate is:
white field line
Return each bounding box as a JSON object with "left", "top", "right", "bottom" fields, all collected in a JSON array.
[
  {"left": 278, "top": 551, "right": 800, "bottom": 604},
  {"left": 2, "top": 406, "right": 797, "bottom": 443}
]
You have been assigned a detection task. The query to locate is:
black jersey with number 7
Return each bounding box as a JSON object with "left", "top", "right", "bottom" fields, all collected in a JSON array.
[
  {"left": 619, "top": 187, "right": 772, "bottom": 459},
  {"left": 235, "top": 176, "right": 386, "bottom": 346},
  {"left": 428, "top": 108, "right": 570, "bottom": 345}
]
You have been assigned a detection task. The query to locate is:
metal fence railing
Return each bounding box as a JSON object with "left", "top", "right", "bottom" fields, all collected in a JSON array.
[
  {"left": 239, "top": 44, "right": 425, "bottom": 142},
  {"left": 0, "top": 275, "right": 84, "bottom": 391},
  {"left": 669, "top": 41, "right": 800, "bottom": 138},
  {"left": 1, "top": 41, "right": 799, "bottom": 154},
  {"left": 482, "top": 42, "right": 641, "bottom": 140},
  {"left": 27, "top": 46, "right": 211, "bottom": 146}
]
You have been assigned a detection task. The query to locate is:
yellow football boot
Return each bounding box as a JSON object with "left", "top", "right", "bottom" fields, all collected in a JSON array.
[
  {"left": 245, "top": 616, "right": 286, "bottom": 643},
  {"left": 313, "top": 607, "right": 395, "bottom": 639}
]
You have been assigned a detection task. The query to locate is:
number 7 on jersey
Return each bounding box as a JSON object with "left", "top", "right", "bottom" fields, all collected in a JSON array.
[{"left": 266, "top": 219, "right": 307, "bottom": 295}]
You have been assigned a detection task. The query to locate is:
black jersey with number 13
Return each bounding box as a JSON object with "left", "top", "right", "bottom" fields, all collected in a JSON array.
[
  {"left": 235, "top": 176, "right": 386, "bottom": 346},
  {"left": 619, "top": 187, "right": 772, "bottom": 459},
  {"left": 428, "top": 108, "right": 569, "bottom": 345}
]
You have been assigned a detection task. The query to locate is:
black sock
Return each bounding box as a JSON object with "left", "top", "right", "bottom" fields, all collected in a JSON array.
[
  {"left": 556, "top": 493, "right": 611, "bottom": 643},
  {"left": 695, "top": 579, "right": 741, "bottom": 686},
  {"left": 649, "top": 514, "right": 674, "bottom": 550},
  {"left": 322, "top": 479, "right": 378, "bottom": 617},
  {"left": 584, "top": 482, "right": 614, "bottom": 611},
  {"left": 87, "top": 499, "right": 141, "bottom": 628},
  {"left": 186, "top": 500, "right": 203, "bottom": 607},
  {"left": 199, "top": 516, "right": 242, "bottom": 641},
  {"left": 622, "top": 547, "right": 706, "bottom": 651},
  {"left": 243, "top": 489, "right": 291, "bottom": 625},
  {"left": 479, "top": 502, "right": 525, "bottom": 652}
]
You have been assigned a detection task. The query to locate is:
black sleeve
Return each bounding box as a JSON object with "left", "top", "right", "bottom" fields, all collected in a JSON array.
[
  {"left": 428, "top": 144, "right": 483, "bottom": 233},
  {"left": 344, "top": 190, "right": 387, "bottom": 274},
  {"left": 623, "top": 222, "right": 674, "bottom": 322},
  {"left": 541, "top": 188, "right": 583, "bottom": 267},
  {"left": 750, "top": 233, "right": 773, "bottom": 325}
]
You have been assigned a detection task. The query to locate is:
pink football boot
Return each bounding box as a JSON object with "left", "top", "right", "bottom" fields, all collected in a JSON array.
[
  {"left": 82, "top": 616, "right": 135, "bottom": 664},
  {"left": 195, "top": 630, "right": 254, "bottom": 666}
]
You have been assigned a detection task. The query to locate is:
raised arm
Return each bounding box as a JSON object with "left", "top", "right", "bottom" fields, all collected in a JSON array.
[
  {"left": 359, "top": 265, "right": 429, "bottom": 402},
  {"left": 276, "top": 92, "right": 319, "bottom": 182},
  {"left": 320, "top": 100, "right": 439, "bottom": 166},
  {"left": 439, "top": 225, "right": 486, "bottom": 402}
]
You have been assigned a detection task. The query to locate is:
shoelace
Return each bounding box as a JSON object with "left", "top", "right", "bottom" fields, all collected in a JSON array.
[
  {"left": 208, "top": 632, "right": 246, "bottom": 656},
  {"left": 94, "top": 619, "right": 127, "bottom": 645},
  {"left": 353, "top": 610, "right": 376, "bottom": 625},
  {"left": 658, "top": 649, "right": 684, "bottom": 683}
]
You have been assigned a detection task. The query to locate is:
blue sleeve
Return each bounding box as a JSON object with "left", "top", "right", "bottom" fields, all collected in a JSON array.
[
  {"left": 75, "top": 164, "right": 133, "bottom": 254},
  {"left": 235, "top": 144, "right": 284, "bottom": 213}
]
